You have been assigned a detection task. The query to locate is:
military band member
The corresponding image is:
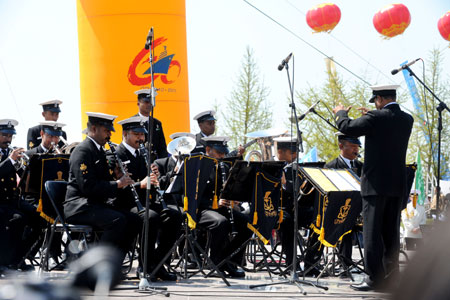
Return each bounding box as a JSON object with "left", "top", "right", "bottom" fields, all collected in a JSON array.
[
  {"left": 111, "top": 116, "right": 180, "bottom": 281},
  {"left": 63, "top": 112, "right": 141, "bottom": 262},
  {"left": 26, "top": 100, "right": 67, "bottom": 150},
  {"left": 133, "top": 88, "right": 168, "bottom": 160},
  {"left": 274, "top": 137, "right": 316, "bottom": 273},
  {"left": 0, "top": 119, "right": 35, "bottom": 272},
  {"left": 333, "top": 84, "right": 413, "bottom": 291},
  {"left": 23, "top": 121, "right": 67, "bottom": 268},
  {"left": 324, "top": 133, "right": 363, "bottom": 274},
  {"left": 193, "top": 110, "right": 216, "bottom": 154},
  {"left": 196, "top": 136, "right": 252, "bottom": 278}
]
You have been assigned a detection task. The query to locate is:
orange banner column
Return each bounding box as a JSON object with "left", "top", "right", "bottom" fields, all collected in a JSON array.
[{"left": 76, "top": 0, "right": 189, "bottom": 144}]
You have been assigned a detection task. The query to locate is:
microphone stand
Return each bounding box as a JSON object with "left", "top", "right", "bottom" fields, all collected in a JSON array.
[
  {"left": 249, "top": 56, "right": 327, "bottom": 293},
  {"left": 310, "top": 108, "right": 339, "bottom": 131},
  {"left": 404, "top": 66, "right": 449, "bottom": 218},
  {"left": 137, "top": 27, "right": 168, "bottom": 296}
]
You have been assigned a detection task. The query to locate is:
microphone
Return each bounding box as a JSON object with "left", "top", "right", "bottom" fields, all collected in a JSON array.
[
  {"left": 144, "top": 27, "right": 154, "bottom": 50},
  {"left": 278, "top": 53, "right": 293, "bottom": 71},
  {"left": 297, "top": 100, "right": 320, "bottom": 121},
  {"left": 391, "top": 58, "right": 421, "bottom": 75}
]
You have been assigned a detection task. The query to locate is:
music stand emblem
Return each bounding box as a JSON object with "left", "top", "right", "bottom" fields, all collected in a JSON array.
[{"left": 335, "top": 198, "right": 351, "bottom": 224}]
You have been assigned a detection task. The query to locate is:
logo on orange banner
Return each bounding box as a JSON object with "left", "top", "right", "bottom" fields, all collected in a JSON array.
[{"left": 128, "top": 36, "right": 181, "bottom": 86}]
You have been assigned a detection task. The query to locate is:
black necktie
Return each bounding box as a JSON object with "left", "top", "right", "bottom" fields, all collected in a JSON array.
[
  {"left": 350, "top": 160, "right": 355, "bottom": 168},
  {"left": 135, "top": 149, "right": 140, "bottom": 158}
]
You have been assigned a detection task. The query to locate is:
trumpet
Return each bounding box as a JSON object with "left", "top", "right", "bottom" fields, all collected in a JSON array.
[
  {"left": 107, "top": 141, "right": 145, "bottom": 213},
  {"left": 7, "top": 144, "right": 30, "bottom": 171},
  {"left": 58, "top": 136, "right": 69, "bottom": 152},
  {"left": 51, "top": 141, "right": 62, "bottom": 154}
]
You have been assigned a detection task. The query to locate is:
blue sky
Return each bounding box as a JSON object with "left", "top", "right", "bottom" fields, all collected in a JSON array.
[{"left": 0, "top": 0, "right": 449, "bottom": 149}]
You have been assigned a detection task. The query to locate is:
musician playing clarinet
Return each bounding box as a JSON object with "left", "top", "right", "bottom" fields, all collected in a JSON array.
[
  {"left": 63, "top": 112, "right": 141, "bottom": 264},
  {"left": 196, "top": 136, "right": 251, "bottom": 278},
  {"left": 109, "top": 116, "right": 180, "bottom": 281}
]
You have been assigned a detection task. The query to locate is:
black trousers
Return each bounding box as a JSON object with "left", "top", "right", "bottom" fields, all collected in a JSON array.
[
  {"left": 132, "top": 203, "right": 182, "bottom": 269},
  {"left": 197, "top": 207, "right": 252, "bottom": 266},
  {"left": 66, "top": 204, "right": 141, "bottom": 260},
  {"left": 362, "top": 195, "right": 402, "bottom": 285},
  {"left": 279, "top": 206, "right": 314, "bottom": 266},
  {"left": 0, "top": 205, "right": 26, "bottom": 266}
]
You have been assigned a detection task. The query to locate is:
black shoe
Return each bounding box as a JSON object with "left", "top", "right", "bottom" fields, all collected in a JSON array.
[
  {"left": 350, "top": 281, "right": 375, "bottom": 291},
  {"left": 14, "top": 262, "right": 35, "bottom": 272},
  {"left": 221, "top": 263, "right": 245, "bottom": 278},
  {"left": 298, "top": 268, "right": 328, "bottom": 278},
  {"left": 153, "top": 266, "right": 177, "bottom": 282}
]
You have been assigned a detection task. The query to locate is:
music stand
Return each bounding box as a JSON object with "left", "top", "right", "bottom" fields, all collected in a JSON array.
[
  {"left": 204, "top": 161, "right": 286, "bottom": 278},
  {"left": 154, "top": 154, "right": 231, "bottom": 286},
  {"left": 298, "top": 167, "right": 363, "bottom": 282}
]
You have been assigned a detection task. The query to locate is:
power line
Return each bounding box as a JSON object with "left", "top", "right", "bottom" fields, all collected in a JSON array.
[
  {"left": 242, "top": 0, "right": 417, "bottom": 116},
  {"left": 242, "top": 0, "right": 372, "bottom": 86},
  {"left": 284, "top": 0, "right": 398, "bottom": 86},
  {"left": 0, "top": 59, "right": 24, "bottom": 124}
]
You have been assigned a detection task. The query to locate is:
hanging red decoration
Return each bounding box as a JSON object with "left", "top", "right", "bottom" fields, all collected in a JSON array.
[
  {"left": 373, "top": 4, "right": 411, "bottom": 38},
  {"left": 306, "top": 3, "right": 341, "bottom": 33},
  {"left": 438, "top": 11, "right": 450, "bottom": 43}
]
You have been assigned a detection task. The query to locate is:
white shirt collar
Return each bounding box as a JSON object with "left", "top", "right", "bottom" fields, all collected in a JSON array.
[
  {"left": 87, "top": 136, "right": 102, "bottom": 151},
  {"left": 200, "top": 131, "right": 210, "bottom": 138},
  {"left": 40, "top": 144, "right": 48, "bottom": 152},
  {"left": 339, "top": 154, "right": 353, "bottom": 168},
  {"left": 138, "top": 112, "right": 149, "bottom": 119},
  {"left": 383, "top": 102, "right": 398, "bottom": 109},
  {"left": 122, "top": 141, "right": 138, "bottom": 157}
]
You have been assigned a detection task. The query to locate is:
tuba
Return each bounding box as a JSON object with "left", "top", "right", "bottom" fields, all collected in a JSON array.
[{"left": 244, "top": 128, "right": 288, "bottom": 161}]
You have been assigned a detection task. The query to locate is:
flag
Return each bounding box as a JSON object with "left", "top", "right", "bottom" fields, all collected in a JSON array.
[
  {"left": 415, "top": 151, "right": 425, "bottom": 205},
  {"left": 300, "top": 146, "right": 318, "bottom": 163}
]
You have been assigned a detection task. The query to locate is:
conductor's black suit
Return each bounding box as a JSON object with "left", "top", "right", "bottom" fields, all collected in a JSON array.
[{"left": 335, "top": 102, "right": 413, "bottom": 285}]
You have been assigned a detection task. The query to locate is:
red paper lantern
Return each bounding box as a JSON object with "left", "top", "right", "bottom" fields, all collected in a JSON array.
[
  {"left": 373, "top": 4, "right": 411, "bottom": 38},
  {"left": 306, "top": 3, "right": 341, "bottom": 33},
  {"left": 438, "top": 11, "right": 450, "bottom": 43}
]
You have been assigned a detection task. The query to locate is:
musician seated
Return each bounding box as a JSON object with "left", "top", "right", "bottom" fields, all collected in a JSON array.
[
  {"left": 0, "top": 119, "right": 36, "bottom": 272},
  {"left": 274, "top": 137, "right": 316, "bottom": 273},
  {"left": 22, "top": 121, "right": 68, "bottom": 269},
  {"left": 63, "top": 112, "right": 141, "bottom": 268},
  {"left": 196, "top": 136, "right": 252, "bottom": 278},
  {"left": 109, "top": 116, "right": 181, "bottom": 281}
]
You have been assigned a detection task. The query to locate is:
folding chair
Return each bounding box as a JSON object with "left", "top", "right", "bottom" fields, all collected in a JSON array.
[{"left": 41, "top": 181, "right": 93, "bottom": 272}]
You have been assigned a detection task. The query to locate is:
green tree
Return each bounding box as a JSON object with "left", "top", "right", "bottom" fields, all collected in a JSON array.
[
  {"left": 220, "top": 46, "right": 272, "bottom": 149},
  {"left": 293, "top": 59, "right": 370, "bottom": 162}
]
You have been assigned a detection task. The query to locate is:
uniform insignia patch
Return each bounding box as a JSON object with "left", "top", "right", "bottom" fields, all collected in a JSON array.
[
  {"left": 109, "top": 169, "right": 113, "bottom": 175},
  {"left": 29, "top": 141, "right": 34, "bottom": 149},
  {"left": 80, "top": 163, "right": 87, "bottom": 171},
  {"left": 335, "top": 116, "right": 340, "bottom": 122}
]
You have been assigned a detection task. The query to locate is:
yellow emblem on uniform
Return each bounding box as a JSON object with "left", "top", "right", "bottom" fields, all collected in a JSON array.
[
  {"left": 109, "top": 169, "right": 114, "bottom": 175},
  {"left": 29, "top": 141, "right": 34, "bottom": 149},
  {"left": 80, "top": 163, "right": 87, "bottom": 171},
  {"left": 335, "top": 116, "right": 340, "bottom": 122}
]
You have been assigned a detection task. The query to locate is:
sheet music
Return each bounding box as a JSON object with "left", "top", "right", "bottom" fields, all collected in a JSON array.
[
  {"left": 302, "top": 167, "right": 339, "bottom": 192},
  {"left": 336, "top": 169, "right": 361, "bottom": 191},
  {"left": 322, "top": 169, "right": 356, "bottom": 191}
]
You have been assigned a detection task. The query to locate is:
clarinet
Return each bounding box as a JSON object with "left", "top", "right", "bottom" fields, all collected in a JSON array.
[
  {"left": 219, "top": 161, "right": 238, "bottom": 239},
  {"left": 139, "top": 142, "right": 169, "bottom": 212},
  {"left": 107, "top": 141, "right": 145, "bottom": 213}
]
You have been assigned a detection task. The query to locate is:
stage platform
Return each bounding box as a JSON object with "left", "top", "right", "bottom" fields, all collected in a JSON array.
[{"left": 0, "top": 246, "right": 404, "bottom": 299}]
